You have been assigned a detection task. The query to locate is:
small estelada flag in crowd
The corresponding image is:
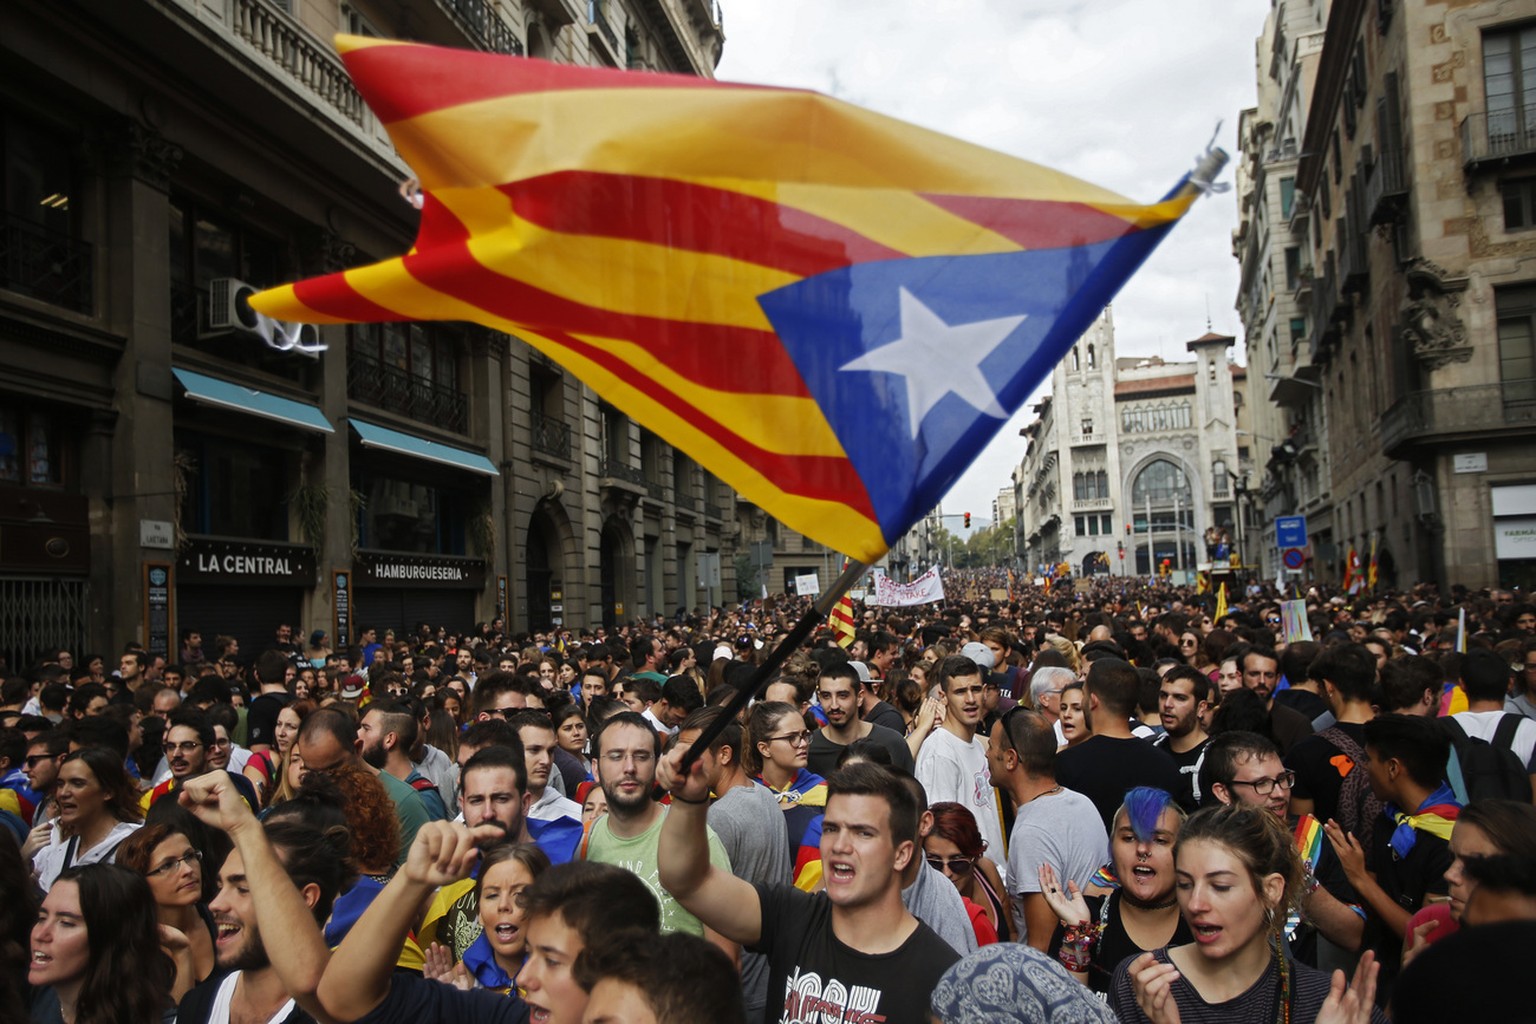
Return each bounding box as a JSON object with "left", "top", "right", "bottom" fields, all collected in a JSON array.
[
  {"left": 1367, "top": 534, "right": 1379, "bottom": 591},
  {"left": 829, "top": 560, "right": 857, "bottom": 648},
  {"left": 254, "top": 37, "right": 1213, "bottom": 564}
]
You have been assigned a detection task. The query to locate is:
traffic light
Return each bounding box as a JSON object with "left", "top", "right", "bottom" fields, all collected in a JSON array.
[
  {"left": 963, "top": 512, "right": 971, "bottom": 529},
  {"left": 1125, "top": 523, "right": 1132, "bottom": 536}
]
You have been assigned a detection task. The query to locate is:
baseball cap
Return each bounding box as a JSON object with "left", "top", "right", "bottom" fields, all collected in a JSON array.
[
  {"left": 847, "top": 661, "right": 872, "bottom": 683},
  {"left": 960, "top": 642, "right": 996, "bottom": 669},
  {"left": 338, "top": 674, "right": 366, "bottom": 699}
]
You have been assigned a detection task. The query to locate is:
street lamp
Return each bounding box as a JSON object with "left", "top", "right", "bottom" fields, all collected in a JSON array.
[{"left": 1231, "top": 470, "right": 1251, "bottom": 571}]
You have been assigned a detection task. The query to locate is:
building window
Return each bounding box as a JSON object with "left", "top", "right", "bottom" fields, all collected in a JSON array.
[
  {"left": 2, "top": 110, "right": 90, "bottom": 313},
  {"left": 358, "top": 473, "right": 468, "bottom": 555},
  {"left": 1131, "top": 459, "right": 1193, "bottom": 507},
  {"left": 1074, "top": 515, "right": 1086, "bottom": 535},
  {"left": 1484, "top": 24, "right": 1536, "bottom": 148},
  {"left": 175, "top": 431, "right": 289, "bottom": 542},
  {"left": 0, "top": 406, "right": 66, "bottom": 486},
  {"left": 1081, "top": 417, "right": 1094, "bottom": 436},
  {"left": 1290, "top": 317, "right": 1307, "bottom": 346},
  {"left": 1495, "top": 284, "right": 1536, "bottom": 405},
  {"left": 1086, "top": 344, "right": 1097, "bottom": 369},
  {"left": 348, "top": 324, "right": 465, "bottom": 432},
  {"left": 1213, "top": 459, "right": 1230, "bottom": 497},
  {"left": 1279, "top": 176, "right": 1296, "bottom": 219},
  {"left": 1502, "top": 178, "right": 1536, "bottom": 230},
  {"left": 1284, "top": 247, "right": 1302, "bottom": 289},
  {"left": 1071, "top": 347, "right": 1081, "bottom": 372},
  {"left": 1100, "top": 514, "right": 1114, "bottom": 534}
]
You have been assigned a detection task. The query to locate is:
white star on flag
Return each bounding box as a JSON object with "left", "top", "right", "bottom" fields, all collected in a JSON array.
[{"left": 838, "top": 287, "right": 1026, "bottom": 439}]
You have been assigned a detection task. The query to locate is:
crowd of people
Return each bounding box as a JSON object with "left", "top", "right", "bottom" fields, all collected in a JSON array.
[{"left": 2, "top": 570, "right": 1535, "bottom": 1023}]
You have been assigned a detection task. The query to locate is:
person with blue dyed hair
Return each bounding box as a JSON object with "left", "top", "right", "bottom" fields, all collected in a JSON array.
[{"left": 1037, "top": 786, "right": 1191, "bottom": 994}]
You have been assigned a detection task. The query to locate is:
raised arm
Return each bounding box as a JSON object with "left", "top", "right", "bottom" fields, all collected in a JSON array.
[
  {"left": 180, "top": 772, "right": 333, "bottom": 1021},
  {"left": 656, "top": 745, "right": 763, "bottom": 947},
  {"left": 315, "top": 821, "right": 498, "bottom": 1021}
]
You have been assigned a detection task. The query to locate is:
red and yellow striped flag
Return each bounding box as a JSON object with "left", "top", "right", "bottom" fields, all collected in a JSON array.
[
  {"left": 253, "top": 37, "right": 1201, "bottom": 564},
  {"left": 829, "top": 559, "right": 857, "bottom": 648}
]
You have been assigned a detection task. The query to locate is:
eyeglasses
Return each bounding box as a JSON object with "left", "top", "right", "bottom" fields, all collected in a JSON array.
[
  {"left": 24, "top": 754, "right": 55, "bottom": 769},
  {"left": 925, "top": 854, "right": 976, "bottom": 873},
  {"left": 210, "top": 737, "right": 232, "bottom": 749},
  {"left": 490, "top": 707, "right": 524, "bottom": 718},
  {"left": 1266, "top": 617, "right": 1281, "bottom": 625},
  {"left": 767, "top": 731, "right": 812, "bottom": 747},
  {"left": 601, "top": 749, "right": 656, "bottom": 765},
  {"left": 1230, "top": 770, "right": 1296, "bottom": 795},
  {"left": 1180, "top": 638, "right": 1198, "bottom": 646},
  {"left": 146, "top": 849, "right": 203, "bottom": 878},
  {"left": 162, "top": 741, "right": 204, "bottom": 755}
]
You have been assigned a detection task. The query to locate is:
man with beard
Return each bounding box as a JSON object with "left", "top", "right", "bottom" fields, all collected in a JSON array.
[
  {"left": 1236, "top": 644, "right": 1314, "bottom": 753},
  {"left": 142, "top": 710, "right": 258, "bottom": 811},
  {"left": 174, "top": 771, "right": 347, "bottom": 1024},
  {"left": 1150, "top": 665, "right": 1212, "bottom": 811},
  {"left": 297, "top": 708, "right": 429, "bottom": 867},
  {"left": 807, "top": 662, "right": 913, "bottom": 777},
  {"left": 584, "top": 712, "right": 736, "bottom": 955},
  {"left": 359, "top": 701, "right": 448, "bottom": 821},
  {"left": 420, "top": 743, "right": 580, "bottom": 963},
  {"left": 914, "top": 656, "right": 1007, "bottom": 885}
]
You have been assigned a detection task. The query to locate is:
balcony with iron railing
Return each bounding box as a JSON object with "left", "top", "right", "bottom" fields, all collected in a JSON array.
[
  {"left": 436, "top": 0, "right": 526, "bottom": 54},
  {"left": 1380, "top": 379, "right": 1536, "bottom": 458},
  {"left": 587, "top": 0, "right": 620, "bottom": 59},
  {"left": 645, "top": 479, "right": 666, "bottom": 502},
  {"left": 599, "top": 456, "right": 645, "bottom": 490},
  {"left": 1366, "top": 146, "right": 1409, "bottom": 224},
  {"left": 347, "top": 349, "right": 468, "bottom": 434},
  {"left": 0, "top": 212, "right": 93, "bottom": 315},
  {"left": 1069, "top": 432, "right": 1106, "bottom": 447},
  {"left": 530, "top": 411, "right": 572, "bottom": 461},
  {"left": 702, "top": 499, "right": 724, "bottom": 520},
  {"left": 1462, "top": 104, "right": 1536, "bottom": 168}
]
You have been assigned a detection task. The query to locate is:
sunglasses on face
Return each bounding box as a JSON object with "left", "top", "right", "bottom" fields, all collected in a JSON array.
[{"left": 925, "top": 854, "right": 976, "bottom": 873}]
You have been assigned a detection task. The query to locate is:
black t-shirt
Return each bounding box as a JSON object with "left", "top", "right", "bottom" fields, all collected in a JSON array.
[
  {"left": 355, "top": 972, "right": 529, "bottom": 1024},
  {"left": 1284, "top": 722, "right": 1366, "bottom": 826},
  {"left": 246, "top": 691, "right": 294, "bottom": 749},
  {"left": 1366, "top": 819, "right": 1453, "bottom": 995},
  {"left": 1049, "top": 892, "right": 1193, "bottom": 994},
  {"left": 751, "top": 882, "right": 959, "bottom": 1024},
  {"left": 807, "top": 723, "right": 914, "bottom": 778},
  {"left": 1152, "top": 735, "right": 1209, "bottom": 812},
  {"left": 1056, "top": 735, "right": 1183, "bottom": 831},
  {"left": 1273, "top": 687, "right": 1331, "bottom": 726},
  {"left": 863, "top": 700, "right": 906, "bottom": 736},
  {"left": 1268, "top": 701, "right": 1316, "bottom": 754}
]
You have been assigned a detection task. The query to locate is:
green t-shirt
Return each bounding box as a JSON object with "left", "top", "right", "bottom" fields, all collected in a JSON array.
[
  {"left": 585, "top": 807, "right": 731, "bottom": 936},
  {"left": 376, "top": 767, "right": 431, "bottom": 868}
]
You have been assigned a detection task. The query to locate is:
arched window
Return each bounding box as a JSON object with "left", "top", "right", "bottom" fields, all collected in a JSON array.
[
  {"left": 1096, "top": 469, "right": 1108, "bottom": 498},
  {"left": 1073, "top": 472, "right": 1086, "bottom": 500},
  {"left": 1071, "top": 347, "right": 1081, "bottom": 371},
  {"left": 1213, "top": 460, "right": 1229, "bottom": 497},
  {"left": 1086, "top": 344, "right": 1097, "bottom": 369},
  {"left": 1131, "top": 459, "right": 1193, "bottom": 507}
]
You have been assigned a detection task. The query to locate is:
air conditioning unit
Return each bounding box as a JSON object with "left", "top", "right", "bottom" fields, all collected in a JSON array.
[{"left": 201, "top": 278, "right": 327, "bottom": 358}]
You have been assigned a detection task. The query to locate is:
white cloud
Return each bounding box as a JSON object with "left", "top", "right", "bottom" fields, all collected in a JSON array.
[{"left": 716, "top": 0, "right": 1263, "bottom": 532}]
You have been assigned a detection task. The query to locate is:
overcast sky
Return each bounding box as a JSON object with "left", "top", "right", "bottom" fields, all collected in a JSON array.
[{"left": 715, "top": 0, "right": 1267, "bottom": 533}]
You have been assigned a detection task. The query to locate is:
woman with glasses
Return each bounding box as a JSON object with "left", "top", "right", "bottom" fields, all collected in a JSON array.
[
  {"left": 29, "top": 746, "right": 143, "bottom": 892},
  {"left": 116, "top": 822, "right": 214, "bottom": 1000},
  {"left": 1039, "top": 787, "right": 1190, "bottom": 995},
  {"left": 925, "top": 801, "right": 1010, "bottom": 944},
  {"left": 1178, "top": 631, "right": 1212, "bottom": 674},
  {"left": 743, "top": 701, "right": 827, "bottom": 890}
]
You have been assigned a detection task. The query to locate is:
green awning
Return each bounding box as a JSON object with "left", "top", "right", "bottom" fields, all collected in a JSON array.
[
  {"left": 172, "top": 368, "right": 333, "bottom": 433},
  {"left": 349, "top": 419, "right": 499, "bottom": 476}
]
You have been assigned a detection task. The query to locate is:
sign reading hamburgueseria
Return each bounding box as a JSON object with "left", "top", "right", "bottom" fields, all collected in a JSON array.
[{"left": 354, "top": 551, "right": 487, "bottom": 589}]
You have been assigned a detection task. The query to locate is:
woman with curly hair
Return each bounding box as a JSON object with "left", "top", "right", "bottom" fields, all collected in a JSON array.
[{"left": 28, "top": 862, "right": 176, "bottom": 1023}]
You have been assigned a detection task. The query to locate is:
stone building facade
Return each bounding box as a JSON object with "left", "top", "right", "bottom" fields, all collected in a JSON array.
[
  {"left": 1282, "top": 0, "right": 1536, "bottom": 591},
  {"left": 1013, "top": 310, "right": 1252, "bottom": 579},
  {"left": 1234, "top": 0, "right": 1335, "bottom": 582},
  {"left": 0, "top": 0, "right": 733, "bottom": 666}
]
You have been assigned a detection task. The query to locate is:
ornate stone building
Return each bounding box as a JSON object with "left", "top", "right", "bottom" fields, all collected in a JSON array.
[
  {"left": 1281, "top": 0, "right": 1536, "bottom": 590},
  {"left": 0, "top": 0, "right": 731, "bottom": 665},
  {"left": 1013, "top": 310, "right": 1252, "bottom": 579}
]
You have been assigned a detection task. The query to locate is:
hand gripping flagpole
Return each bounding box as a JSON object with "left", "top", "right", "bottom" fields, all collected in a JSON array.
[{"left": 659, "top": 557, "right": 871, "bottom": 796}]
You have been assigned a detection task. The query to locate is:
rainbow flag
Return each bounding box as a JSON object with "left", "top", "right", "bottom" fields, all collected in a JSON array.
[{"left": 254, "top": 38, "right": 1204, "bottom": 563}]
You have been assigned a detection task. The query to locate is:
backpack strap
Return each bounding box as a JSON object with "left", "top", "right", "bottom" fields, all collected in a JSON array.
[{"left": 1493, "top": 713, "right": 1525, "bottom": 752}]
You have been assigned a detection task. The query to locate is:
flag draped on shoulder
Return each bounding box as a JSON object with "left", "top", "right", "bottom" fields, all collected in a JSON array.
[{"left": 253, "top": 37, "right": 1207, "bottom": 563}]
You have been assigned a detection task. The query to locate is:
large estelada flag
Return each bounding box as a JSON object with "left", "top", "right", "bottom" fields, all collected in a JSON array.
[{"left": 253, "top": 37, "right": 1208, "bottom": 564}]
